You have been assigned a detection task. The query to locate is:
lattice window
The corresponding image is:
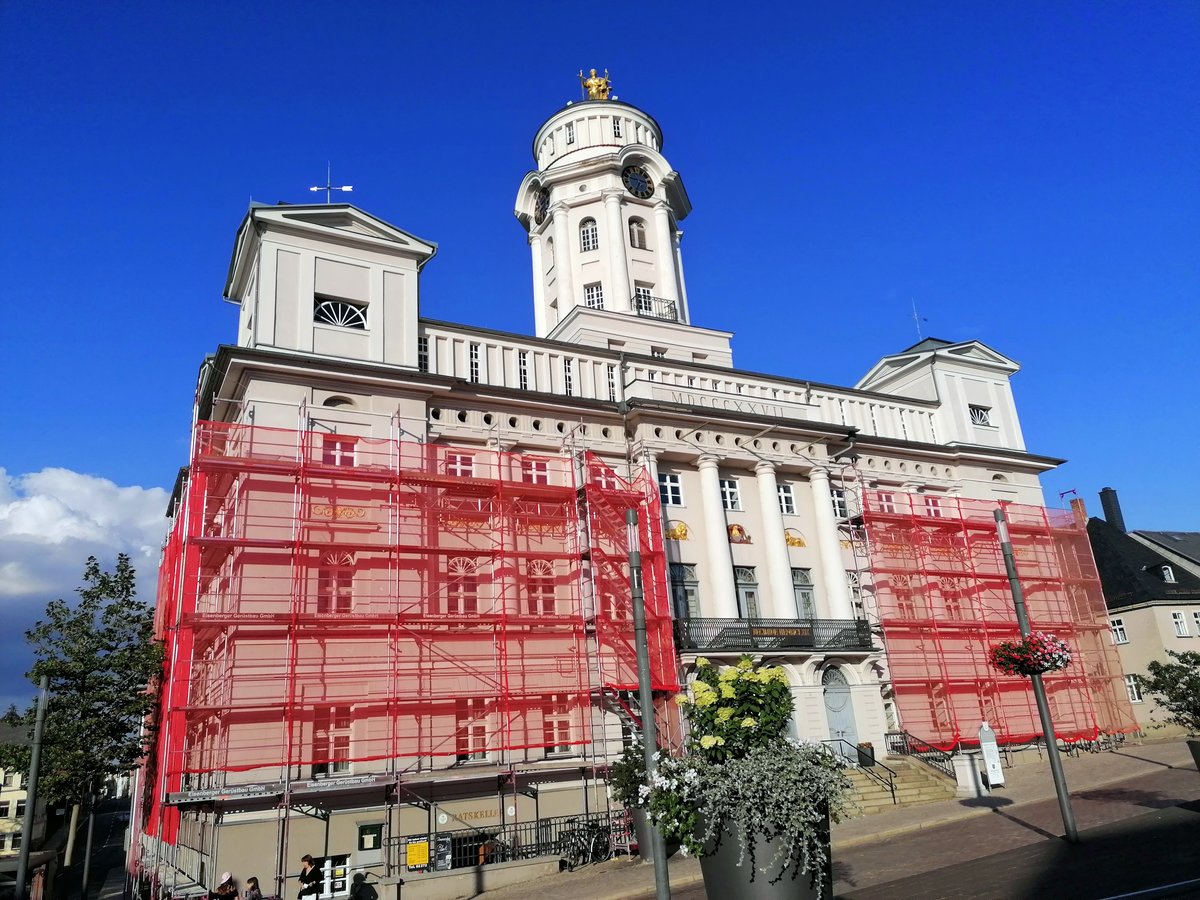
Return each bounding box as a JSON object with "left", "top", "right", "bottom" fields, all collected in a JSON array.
[
  {"left": 321, "top": 435, "right": 356, "bottom": 467},
  {"left": 565, "top": 122, "right": 575, "bottom": 145},
  {"left": 521, "top": 458, "right": 549, "bottom": 485},
  {"left": 720, "top": 478, "right": 741, "bottom": 511},
  {"left": 658, "top": 473, "right": 682, "bottom": 506},
  {"left": 878, "top": 491, "right": 897, "bottom": 514},
  {"left": 313, "top": 705, "right": 352, "bottom": 776},
  {"left": 847, "top": 571, "right": 864, "bottom": 617},
  {"left": 778, "top": 483, "right": 796, "bottom": 515},
  {"left": 544, "top": 693, "right": 573, "bottom": 755},
  {"left": 1110, "top": 618, "right": 1128, "bottom": 644},
  {"left": 1125, "top": 674, "right": 1142, "bottom": 703},
  {"left": 469, "top": 342, "right": 480, "bottom": 383},
  {"left": 792, "top": 568, "right": 815, "bottom": 618},
  {"left": 456, "top": 698, "right": 488, "bottom": 762},
  {"left": 519, "top": 350, "right": 530, "bottom": 390},
  {"left": 1172, "top": 611, "right": 1189, "bottom": 636},
  {"left": 584, "top": 282, "right": 604, "bottom": 309},
  {"left": 527, "top": 559, "right": 556, "bottom": 615},
  {"left": 417, "top": 336, "right": 429, "bottom": 373},
  {"left": 831, "top": 488, "right": 848, "bottom": 519},
  {"left": 607, "top": 364, "right": 617, "bottom": 402},
  {"left": 314, "top": 297, "right": 367, "bottom": 329},
  {"left": 563, "top": 357, "right": 575, "bottom": 396},
  {"left": 447, "top": 557, "right": 481, "bottom": 615},
  {"left": 580, "top": 218, "right": 598, "bottom": 252},
  {"left": 629, "top": 218, "right": 647, "bottom": 249},
  {"left": 318, "top": 552, "right": 355, "bottom": 614},
  {"left": 924, "top": 495, "right": 943, "bottom": 518},
  {"left": 669, "top": 563, "right": 700, "bottom": 619},
  {"left": 446, "top": 453, "right": 474, "bottom": 478},
  {"left": 613, "top": 118, "right": 622, "bottom": 139},
  {"left": 634, "top": 284, "right": 653, "bottom": 314}
]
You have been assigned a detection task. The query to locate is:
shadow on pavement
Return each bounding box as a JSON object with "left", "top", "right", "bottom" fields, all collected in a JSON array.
[{"left": 958, "top": 795, "right": 1061, "bottom": 841}]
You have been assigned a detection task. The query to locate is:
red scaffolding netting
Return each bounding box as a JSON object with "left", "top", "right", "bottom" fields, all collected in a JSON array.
[
  {"left": 144, "top": 421, "right": 677, "bottom": 844},
  {"left": 862, "top": 490, "right": 1138, "bottom": 750}
]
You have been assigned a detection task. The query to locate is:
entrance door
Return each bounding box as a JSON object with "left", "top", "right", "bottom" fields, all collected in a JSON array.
[{"left": 822, "top": 667, "right": 858, "bottom": 760}]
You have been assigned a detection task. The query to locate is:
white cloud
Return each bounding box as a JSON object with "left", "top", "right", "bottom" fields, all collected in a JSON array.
[{"left": 0, "top": 468, "right": 169, "bottom": 709}]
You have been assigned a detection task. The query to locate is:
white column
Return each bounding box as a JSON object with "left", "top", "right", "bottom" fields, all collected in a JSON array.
[
  {"left": 672, "top": 230, "right": 690, "bottom": 324},
  {"left": 808, "top": 468, "right": 854, "bottom": 620},
  {"left": 551, "top": 203, "right": 575, "bottom": 314},
  {"left": 754, "top": 462, "right": 794, "bottom": 619},
  {"left": 602, "top": 191, "right": 632, "bottom": 312},
  {"left": 529, "top": 232, "right": 547, "bottom": 337},
  {"left": 651, "top": 202, "right": 679, "bottom": 309},
  {"left": 697, "top": 455, "right": 738, "bottom": 618}
]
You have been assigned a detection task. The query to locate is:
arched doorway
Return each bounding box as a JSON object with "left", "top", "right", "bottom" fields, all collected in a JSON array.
[{"left": 822, "top": 667, "right": 858, "bottom": 760}]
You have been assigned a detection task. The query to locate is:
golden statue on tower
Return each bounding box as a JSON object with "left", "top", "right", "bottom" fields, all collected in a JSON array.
[{"left": 578, "top": 68, "right": 612, "bottom": 100}]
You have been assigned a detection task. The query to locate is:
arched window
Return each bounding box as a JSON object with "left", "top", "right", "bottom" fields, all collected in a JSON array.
[
  {"left": 527, "top": 559, "right": 556, "bottom": 616},
  {"left": 545, "top": 236, "right": 555, "bottom": 271},
  {"left": 322, "top": 396, "right": 355, "bottom": 409},
  {"left": 628, "top": 218, "right": 647, "bottom": 250},
  {"left": 1162, "top": 566, "right": 1176, "bottom": 584},
  {"left": 318, "top": 552, "right": 355, "bottom": 614},
  {"left": 447, "top": 557, "right": 482, "bottom": 615},
  {"left": 579, "top": 218, "right": 598, "bottom": 253}
]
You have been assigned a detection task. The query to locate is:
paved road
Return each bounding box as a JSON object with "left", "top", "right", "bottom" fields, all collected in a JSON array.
[{"left": 54, "top": 806, "right": 128, "bottom": 900}]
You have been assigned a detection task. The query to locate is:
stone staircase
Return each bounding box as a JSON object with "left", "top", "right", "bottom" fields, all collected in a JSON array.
[{"left": 845, "top": 755, "right": 957, "bottom": 815}]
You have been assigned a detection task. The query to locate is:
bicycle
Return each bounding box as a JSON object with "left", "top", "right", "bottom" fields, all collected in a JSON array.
[{"left": 558, "top": 820, "right": 612, "bottom": 871}]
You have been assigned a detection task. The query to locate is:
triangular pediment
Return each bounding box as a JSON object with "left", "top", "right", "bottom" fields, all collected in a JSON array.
[{"left": 856, "top": 339, "right": 1020, "bottom": 392}]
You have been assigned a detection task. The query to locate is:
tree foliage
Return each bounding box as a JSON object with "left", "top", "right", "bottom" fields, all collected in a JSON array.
[
  {"left": 1142, "top": 650, "right": 1200, "bottom": 735},
  {"left": 0, "top": 554, "right": 163, "bottom": 803}
]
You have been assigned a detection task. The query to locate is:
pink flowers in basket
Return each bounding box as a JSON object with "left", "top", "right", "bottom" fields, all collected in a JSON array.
[{"left": 989, "top": 631, "right": 1072, "bottom": 677}]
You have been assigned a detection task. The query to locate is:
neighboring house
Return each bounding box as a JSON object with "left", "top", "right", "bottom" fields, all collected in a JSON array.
[
  {"left": 0, "top": 724, "right": 37, "bottom": 857},
  {"left": 1087, "top": 489, "right": 1200, "bottom": 733}
]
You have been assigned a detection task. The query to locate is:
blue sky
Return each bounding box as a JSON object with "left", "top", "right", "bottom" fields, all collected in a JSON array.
[{"left": 0, "top": 2, "right": 1196, "bottom": 704}]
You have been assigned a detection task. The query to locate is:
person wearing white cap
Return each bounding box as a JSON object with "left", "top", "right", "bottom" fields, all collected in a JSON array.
[{"left": 209, "top": 873, "right": 235, "bottom": 899}]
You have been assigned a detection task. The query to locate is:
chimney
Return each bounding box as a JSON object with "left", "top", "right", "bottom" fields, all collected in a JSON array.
[
  {"left": 1070, "top": 497, "right": 1088, "bottom": 526},
  {"left": 1099, "top": 487, "right": 1126, "bottom": 533}
]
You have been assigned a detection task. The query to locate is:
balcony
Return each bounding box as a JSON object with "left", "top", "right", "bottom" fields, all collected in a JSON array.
[
  {"left": 633, "top": 294, "right": 678, "bottom": 322},
  {"left": 674, "top": 617, "right": 875, "bottom": 654}
]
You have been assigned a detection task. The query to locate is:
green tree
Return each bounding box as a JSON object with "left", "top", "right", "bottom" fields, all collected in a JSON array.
[
  {"left": 1142, "top": 650, "right": 1200, "bottom": 735},
  {"left": 0, "top": 554, "right": 164, "bottom": 805}
]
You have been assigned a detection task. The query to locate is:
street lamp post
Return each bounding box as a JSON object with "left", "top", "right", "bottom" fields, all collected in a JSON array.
[
  {"left": 626, "top": 508, "right": 671, "bottom": 900},
  {"left": 994, "top": 508, "right": 1079, "bottom": 843}
]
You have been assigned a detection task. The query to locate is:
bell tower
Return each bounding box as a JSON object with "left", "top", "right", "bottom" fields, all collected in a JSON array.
[{"left": 515, "top": 72, "right": 701, "bottom": 351}]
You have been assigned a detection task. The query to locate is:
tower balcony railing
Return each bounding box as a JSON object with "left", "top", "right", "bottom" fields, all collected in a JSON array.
[
  {"left": 674, "top": 617, "right": 875, "bottom": 654},
  {"left": 632, "top": 294, "right": 678, "bottom": 322}
]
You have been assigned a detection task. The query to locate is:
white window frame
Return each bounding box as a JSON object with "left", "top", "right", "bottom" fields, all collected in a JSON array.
[
  {"left": 518, "top": 349, "right": 530, "bottom": 390},
  {"left": 469, "top": 342, "right": 480, "bottom": 383},
  {"left": 579, "top": 219, "right": 598, "bottom": 252},
  {"left": 312, "top": 705, "right": 352, "bottom": 777},
  {"left": 543, "top": 693, "right": 574, "bottom": 756},
  {"left": 1162, "top": 566, "right": 1176, "bottom": 584},
  {"left": 1125, "top": 674, "right": 1143, "bottom": 703},
  {"left": 606, "top": 364, "right": 617, "bottom": 402},
  {"left": 1110, "top": 617, "right": 1128, "bottom": 644},
  {"left": 612, "top": 118, "right": 622, "bottom": 139},
  {"left": 521, "top": 458, "right": 549, "bottom": 485},
  {"left": 563, "top": 357, "right": 574, "bottom": 396},
  {"left": 417, "top": 335, "right": 429, "bottom": 373},
  {"left": 446, "top": 453, "right": 475, "bottom": 478},
  {"left": 584, "top": 282, "right": 604, "bottom": 309},
  {"left": 634, "top": 283, "right": 654, "bottom": 314},
  {"left": 1194, "top": 611, "right": 1200, "bottom": 636},
  {"left": 777, "top": 483, "right": 796, "bottom": 515},
  {"left": 792, "top": 568, "right": 815, "bottom": 619},
  {"left": 1172, "top": 611, "right": 1189, "bottom": 637},
  {"left": 565, "top": 122, "right": 575, "bottom": 145},
  {"left": 321, "top": 435, "right": 356, "bottom": 468},
  {"left": 629, "top": 218, "right": 647, "bottom": 250},
  {"left": 969, "top": 405, "right": 993, "bottom": 426},
  {"left": 830, "top": 488, "right": 848, "bottom": 519},
  {"left": 924, "top": 495, "right": 943, "bottom": 518},
  {"left": 658, "top": 473, "right": 683, "bottom": 506},
  {"left": 878, "top": 491, "right": 896, "bottom": 515},
  {"left": 456, "top": 698, "right": 489, "bottom": 762},
  {"left": 669, "top": 563, "right": 700, "bottom": 619},
  {"left": 720, "top": 478, "right": 742, "bottom": 511}
]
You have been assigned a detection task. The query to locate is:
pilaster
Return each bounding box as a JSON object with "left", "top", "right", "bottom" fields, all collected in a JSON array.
[
  {"left": 651, "top": 202, "right": 678, "bottom": 307},
  {"left": 551, "top": 203, "right": 574, "bottom": 316}
]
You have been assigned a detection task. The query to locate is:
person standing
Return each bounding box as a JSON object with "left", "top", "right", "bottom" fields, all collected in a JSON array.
[
  {"left": 244, "top": 876, "right": 263, "bottom": 900},
  {"left": 297, "top": 855, "right": 323, "bottom": 899}
]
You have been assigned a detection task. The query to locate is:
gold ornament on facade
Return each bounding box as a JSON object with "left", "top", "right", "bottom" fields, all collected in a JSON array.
[
  {"left": 728, "top": 523, "right": 752, "bottom": 544},
  {"left": 784, "top": 528, "right": 806, "bottom": 548},
  {"left": 665, "top": 521, "right": 690, "bottom": 541},
  {"left": 578, "top": 68, "right": 612, "bottom": 100}
]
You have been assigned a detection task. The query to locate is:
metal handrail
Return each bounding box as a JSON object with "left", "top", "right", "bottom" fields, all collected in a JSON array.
[
  {"left": 675, "top": 617, "right": 874, "bottom": 653},
  {"left": 884, "top": 730, "right": 956, "bottom": 780},
  {"left": 822, "top": 738, "right": 897, "bottom": 805},
  {"left": 631, "top": 294, "right": 678, "bottom": 322}
]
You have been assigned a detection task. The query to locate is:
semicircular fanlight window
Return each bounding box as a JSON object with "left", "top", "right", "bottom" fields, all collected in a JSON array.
[{"left": 314, "top": 298, "right": 367, "bottom": 329}]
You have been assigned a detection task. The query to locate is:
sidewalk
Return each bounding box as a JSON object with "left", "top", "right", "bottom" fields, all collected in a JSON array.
[{"left": 473, "top": 738, "right": 1199, "bottom": 900}]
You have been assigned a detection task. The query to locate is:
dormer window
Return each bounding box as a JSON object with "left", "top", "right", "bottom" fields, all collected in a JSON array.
[
  {"left": 1163, "top": 565, "right": 1177, "bottom": 584},
  {"left": 314, "top": 296, "right": 367, "bottom": 329},
  {"left": 969, "top": 405, "right": 992, "bottom": 426}
]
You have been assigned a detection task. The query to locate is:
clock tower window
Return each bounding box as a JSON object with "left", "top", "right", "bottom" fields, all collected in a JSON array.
[
  {"left": 579, "top": 219, "right": 599, "bottom": 253},
  {"left": 628, "top": 218, "right": 647, "bottom": 249}
]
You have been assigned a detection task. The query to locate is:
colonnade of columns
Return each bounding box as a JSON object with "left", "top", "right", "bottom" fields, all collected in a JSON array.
[{"left": 659, "top": 452, "right": 856, "bottom": 622}]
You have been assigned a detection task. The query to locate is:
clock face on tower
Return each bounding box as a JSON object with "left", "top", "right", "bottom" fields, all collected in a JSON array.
[
  {"left": 621, "top": 165, "right": 654, "bottom": 199},
  {"left": 534, "top": 189, "right": 550, "bottom": 225}
]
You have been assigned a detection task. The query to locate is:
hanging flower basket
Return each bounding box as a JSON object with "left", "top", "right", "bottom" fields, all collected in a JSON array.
[{"left": 989, "top": 632, "right": 1072, "bottom": 677}]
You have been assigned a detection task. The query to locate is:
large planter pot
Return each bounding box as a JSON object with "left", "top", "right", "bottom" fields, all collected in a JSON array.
[
  {"left": 698, "top": 814, "right": 832, "bottom": 900},
  {"left": 631, "top": 808, "right": 680, "bottom": 862},
  {"left": 1188, "top": 739, "right": 1200, "bottom": 773}
]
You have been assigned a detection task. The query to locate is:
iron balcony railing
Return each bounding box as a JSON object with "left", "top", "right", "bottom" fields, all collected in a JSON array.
[
  {"left": 674, "top": 617, "right": 875, "bottom": 653},
  {"left": 632, "top": 294, "right": 678, "bottom": 322}
]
